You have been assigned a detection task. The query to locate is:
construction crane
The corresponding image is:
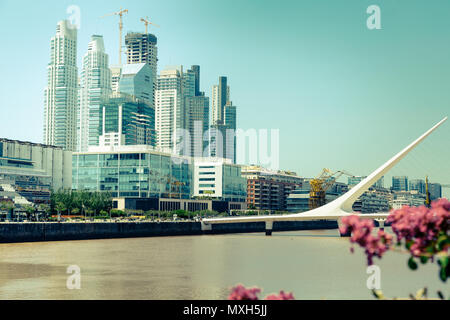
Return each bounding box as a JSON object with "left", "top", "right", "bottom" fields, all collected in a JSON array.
[
  {"left": 425, "top": 176, "right": 449, "bottom": 207},
  {"left": 425, "top": 176, "right": 431, "bottom": 207},
  {"left": 101, "top": 7, "right": 128, "bottom": 65},
  {"left": 309, "top": 169, "right": 354, "bottom": 210},
  {"left": 140, "top": 16, "right": 160, "bottom": 34}
]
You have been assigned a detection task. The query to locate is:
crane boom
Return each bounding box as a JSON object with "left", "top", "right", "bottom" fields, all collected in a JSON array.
[
  {"left": 140, "top": 16, "right": 160, "bottom": 34},
  {"left": 101, "top": 8, "right": 128, "bottom": 65}
]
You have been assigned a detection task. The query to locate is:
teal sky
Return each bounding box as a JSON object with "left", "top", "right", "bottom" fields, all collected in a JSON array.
[{"left": 0, "top": 0, "right": 449, "bottom": 197}]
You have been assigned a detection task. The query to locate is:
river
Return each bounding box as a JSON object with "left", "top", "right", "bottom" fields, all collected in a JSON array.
[{"left": 0, "top": 229, "right": 445, "bottom": 299}]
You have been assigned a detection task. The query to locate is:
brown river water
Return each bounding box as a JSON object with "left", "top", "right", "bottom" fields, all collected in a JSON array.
[{"left": 0, "top": 229, "right": 446, "bottom": 299}]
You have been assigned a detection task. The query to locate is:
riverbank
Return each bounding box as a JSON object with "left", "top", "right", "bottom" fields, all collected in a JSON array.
[{"left": 0, "top": 220, "right": 338, "bottom": 243}]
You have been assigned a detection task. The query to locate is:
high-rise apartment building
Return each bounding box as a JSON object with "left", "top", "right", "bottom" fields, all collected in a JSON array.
[
  {"left": 43, "top": 20, "right": 78, "bottom": 151},
  {"left": 77, "top": 35, "right": 111, "bottom": 152}
]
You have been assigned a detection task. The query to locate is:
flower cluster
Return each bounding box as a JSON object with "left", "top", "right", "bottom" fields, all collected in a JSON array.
[
  {"left": 341, "top": 199, "right": 449, "bottom": 282},
  {"left": 339, "top": 215, "right": 393, "bottom": 265},
  {"left": 387, "top": 199, "right": 450, "bottom": 258},
  {"left": 228, "top": 284, "right": 295, "bottom": 300}
]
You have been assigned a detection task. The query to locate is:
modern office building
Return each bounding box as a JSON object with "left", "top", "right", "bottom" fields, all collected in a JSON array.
[
  {"left": 77, "top": 35, "right": 112, "bottom": 152},
  {"left": 392, "top": 176, "right": 408, "bottom": 191},
  {"left": 119, "top": 63, "right": 154, "bottom": 108},
  {"left": 0, "top": 139, "right": 72, "bottom": 205},
  {"left": 72, "top": 147, "right": 247, "bottom": 209},
  {"left": 242, "top": 166, "right": 303, "bottom": 211},
  {"left": 192, "top": 158, "right": 247, "bottom": 202},
  {"left": 185, "top": 96, "right": 210, "bottom": 157},
  {"left": 43, "top": 20, "right": 78, "bottom": 151},
  {"left": 97, "top": 93, "right": 156, "bottom": 147},
  {"left": 73, "top": 145, "right": 191, "bottom": 199},
  {"left": 409, "top": 179, "right": 426, "bottom": 194}
]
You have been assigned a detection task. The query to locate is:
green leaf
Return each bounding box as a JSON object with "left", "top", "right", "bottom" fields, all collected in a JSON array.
[
  {"left": 437, "top": 235, "right": 450, "bottom": 251},
  {"left": 405, "top": 240, "right": 414, "bottom": 250},
  {"left": 419, "top": 255, "right": 429, "bottom": 264},
  {"left": 408, "top": 257, "right": 418, "bottom": 270},
  {"left": 439, "top": 267, "right": 447, "bottom": 282},
  {"left": 437, "top": 255, "right": 449, "bottom": 282}
]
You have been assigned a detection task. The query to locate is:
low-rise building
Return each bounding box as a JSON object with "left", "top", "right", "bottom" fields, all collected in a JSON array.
[
  {"left": 193, "top": 157, "right": 246, "bottom": 202},
  {"left": 0, "top": 138, "right": 72, "bottom": 205}
]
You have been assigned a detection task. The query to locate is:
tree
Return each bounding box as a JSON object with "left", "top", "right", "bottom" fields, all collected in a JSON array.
[
  {"left": 38, "top": 204, "right": 50, "bottom": 221},
  {"left": 55, "top": 202, "right": 66, "bottom": 222},
  {"left": 23, "top": 205, "right": 36, "bottom": 221}
]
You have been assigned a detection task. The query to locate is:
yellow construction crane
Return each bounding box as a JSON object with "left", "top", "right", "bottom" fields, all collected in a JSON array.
[
  {"left": 140, "top": 16, "right": 160, "bottom": 34},
  {"left": 425, "top": 176, "right": 431, "bottom": 207},
  {"left": 309, "top": 168, "right": 354, "bottom": 210},
  {"left": 101, "top": 7, "right": 128, "bottom": 65}
]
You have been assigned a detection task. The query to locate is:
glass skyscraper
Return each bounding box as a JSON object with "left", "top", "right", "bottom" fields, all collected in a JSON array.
[{"left": 99, "top": 94, "right": 156, "bottom": 147}]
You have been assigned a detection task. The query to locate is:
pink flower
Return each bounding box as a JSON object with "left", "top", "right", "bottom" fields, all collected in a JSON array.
[
  {"left": 265, "top": 290, "right": 295, "bottom": 300},
  {"left": 228, "top": 284, "right": 261, "bottom": 300}
]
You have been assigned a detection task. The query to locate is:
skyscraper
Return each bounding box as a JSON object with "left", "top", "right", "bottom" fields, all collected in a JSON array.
[
  {"left": 125, "top": 33, "right": 158, "bottom": 76},
  {"left": 119, "top": 63, "right": 154, "bottom": 107},
  {"left": 184, "top": 66, "right": 209, "bottom": 157},
  {"left": 77, "top": 35, "right": 111, "bottom": 152},
  {"left": 209, "top": 76, "right": 236, "bottom": 163},
  {"left": 125, "top": 32, "right": 158, "bottom": 107},
  {"left": 211, "top": 76, "right": 230, "bottom": 125},
  {"left": 155, "top": 66, "right": 184, "bottom": 151},
  {"left": 43, "top": 20, "right": 78, "bottom": 151}
]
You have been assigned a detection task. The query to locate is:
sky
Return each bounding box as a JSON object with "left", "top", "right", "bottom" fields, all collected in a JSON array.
[{"left": 0, "top": 0, "right": 449, "bottom": 198}]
